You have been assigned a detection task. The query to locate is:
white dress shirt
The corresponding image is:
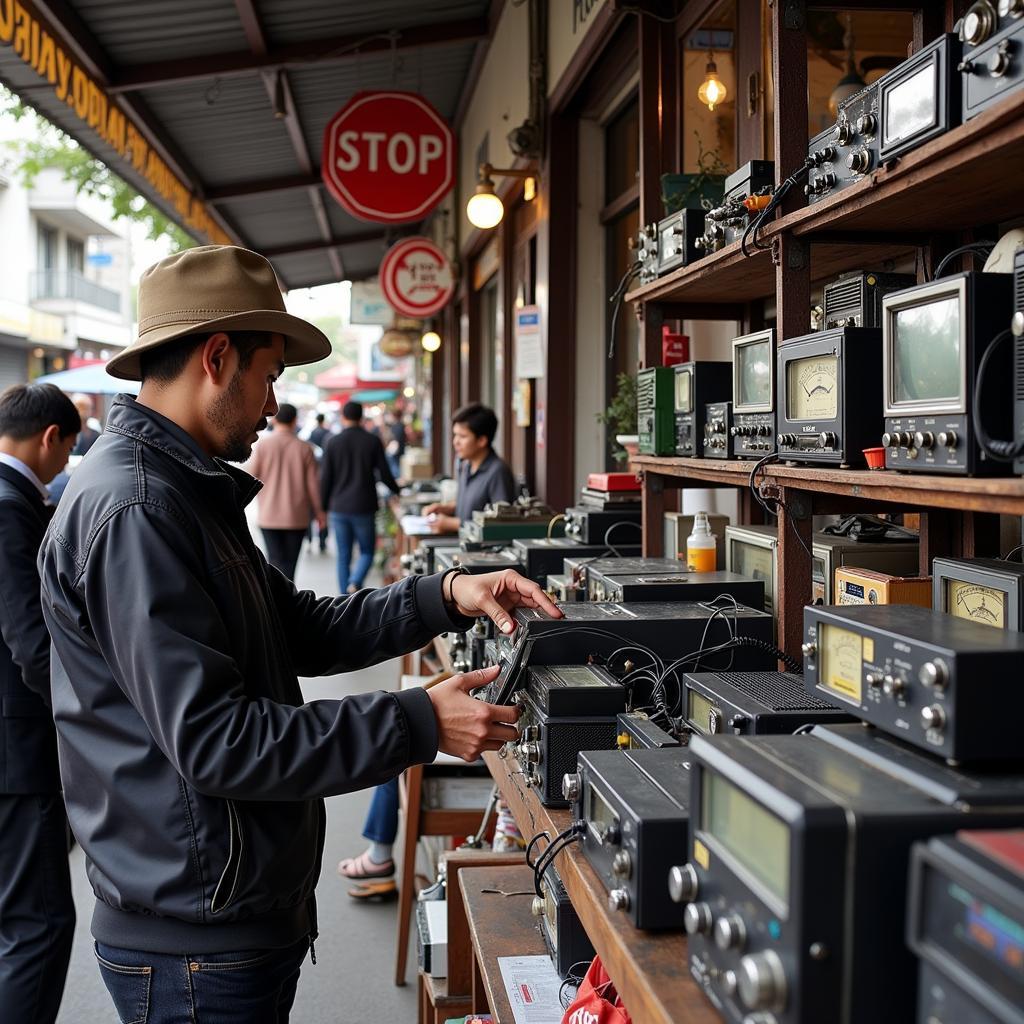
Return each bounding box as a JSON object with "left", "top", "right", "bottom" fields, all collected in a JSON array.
[{"left": 0, "top": 452, "right": 50, "bottom": 502}]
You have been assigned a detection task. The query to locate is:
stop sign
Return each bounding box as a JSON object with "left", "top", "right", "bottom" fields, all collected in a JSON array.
[{"left": 321, "top": 91, "right": 456, "bottom": 224}]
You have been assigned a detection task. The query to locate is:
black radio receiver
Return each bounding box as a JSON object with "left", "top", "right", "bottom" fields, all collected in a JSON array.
[
  {"left": 805, "top": 81, "right": 880, "bottom": 203},
  {"left": 802, "top": 603, "right": 1024, "bottom": 762},
  {"left": 511, "top": 537, "right": 641, "bottom": 585},
  {"left": 730, "top": 329, "right": 776, "bottom": 460},
  {"left": 587, "top": 569, "right": 764, "bottom": 609},
  {"left": 932, "top": 556, "right": 1024, "bottom": 631},
  {"left": 564, "top": 747, "right": 691, "bottom": 930},
  {"left": 532, "top": 860, "right": 595, "bottom": 980},
  {"left": 668, "top": 731, "right": 1024, "bottom": 1024},
  {"left": 674, "top": 361, "right": 732, "bottom": 457},
  {"left": 776, "top": 326, "right": 883, "bottom": 467},
  {"left": 563, "top": 555, "right": 683, "bottom": 590},
  {"left": 616, "top": 711, "right": 682, "bottom": 750},
  {"left": 908, "top": 828, "right": 1024, "bottom": 1024},
  {"left": 563, "top": 504, "right": 642, "bottom": 546},
  {"left": 960, "top": 2, "right": 1024, "bottom": 120},
  {"left": 822, "top": 270, "right": 915, "bottom": 330},
  {"left": 703, "top": 401, "right": 734, "bottom": 459}
]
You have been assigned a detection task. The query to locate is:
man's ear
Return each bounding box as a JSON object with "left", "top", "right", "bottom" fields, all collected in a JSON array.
[
  {"left": 40, "top": 423, "right": 62, "bottom": 452},
  {"left": 199, "top": 332, "right": 235, "bottom": 385}
]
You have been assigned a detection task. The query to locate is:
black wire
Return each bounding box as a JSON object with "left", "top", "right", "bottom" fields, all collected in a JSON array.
[
  {"left": 531, "top": 823, "right": 583, "bottom": 897},
  {"left": 741, "top": 159, "right": 812, "bottom": 258},
  {"left": 603, "top": 520, "right": 643, "bottom": 558},
  {"left": 607, "top": 260, "right": 642, "bottom": 359},
  {"left": 1003, "top": 544, "right": 1024, "bottom": 562},
  {"left": 972, "top": 329, "right": 1022, "bottom": 462},
  {"left": 748, "top": 453, "right": 815, "bottom": 564},
  {"left": 931, "top": 242, "right": 995, "bottom": 281},
  {"left": 559, "top": 961, "right": 591, "bottom": 1008}
]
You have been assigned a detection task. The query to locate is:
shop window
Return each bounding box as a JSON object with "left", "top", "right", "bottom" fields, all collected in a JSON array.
[
  {"left": 67, "top": 237, "right": 85, "bottom": 275},
  {"left": 604, "top": 99, "right": 639, "bottom": 206},
  {"left": 38, "top": 224, "right": 57, "bottom": 271}
]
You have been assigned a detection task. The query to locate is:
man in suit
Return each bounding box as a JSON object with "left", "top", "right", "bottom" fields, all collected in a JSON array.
[{"left": 0, "top": 382, "right": 80, "bottom": 1024}]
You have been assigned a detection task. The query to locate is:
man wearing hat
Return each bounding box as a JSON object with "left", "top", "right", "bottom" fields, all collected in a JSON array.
[{"left": 38, "top": 245, "right": 560, "bottom": 1022}]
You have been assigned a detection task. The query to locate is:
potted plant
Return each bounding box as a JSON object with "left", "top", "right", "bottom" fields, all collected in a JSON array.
[
  {"left": 660, "top": 134, "right": 728, "bottom": 213},
  {"left": 597, "top": 372, "right": 638, "bottom": 466}
]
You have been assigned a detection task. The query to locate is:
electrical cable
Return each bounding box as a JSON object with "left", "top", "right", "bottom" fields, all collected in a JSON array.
[
  {"left": 931, "top": 241, "right": 996, "bottom": 281},
  {"left": 741, "top": 158, "right": 812, "bottom": 257},
  {"left": 1002, "top": 543, "right": 1024, "bottom": 562},
  {"left": 530, "top": 823, "right": 584, "bottom": 897},
  {"left": 748, "top": 452, "right": 815, "bottom": 563},
  {"left": 546, "top": 513, "right": 566, "bottom": 540},
  {"left": 603, "top": 519, "right": 642, "bottom": 557},
  {"left": 607, "top": 259, "right": 642, "bottom": 359},
  {"left": 972, "top": 329, "right": 1022, "bottom": 462}
]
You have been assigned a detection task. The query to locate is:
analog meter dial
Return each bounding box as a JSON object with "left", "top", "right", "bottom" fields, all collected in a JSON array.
[
  {"left": 820, "top": 624, "right": 863, "bottom": 703},
  {"left": 945, "top": 580, "right": 1006, "bottom": 629},
  {"left": 788, "top": 354, "right": 839, "bottom": 420}
]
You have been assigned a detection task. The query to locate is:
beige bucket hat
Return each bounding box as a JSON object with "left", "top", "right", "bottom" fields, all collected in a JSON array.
[{"left": 106, "top": 245, "right": 332, "bottom": 381}]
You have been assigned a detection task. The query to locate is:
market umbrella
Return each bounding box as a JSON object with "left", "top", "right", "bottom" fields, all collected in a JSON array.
[
  {"left": 34, "top": 363, "right": 139, "bottom": 395},
  {"left": 351, "top": 388, "right": 399, "bottom": 402}
]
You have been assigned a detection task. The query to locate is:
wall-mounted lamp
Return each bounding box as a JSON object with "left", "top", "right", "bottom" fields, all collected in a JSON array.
[
  {"left": 421, "top": 330, "right": 442, "bottom": 353},
  {"left": 698, "top": 50, "right": 728, "bottom": 112},
  {"left": 403, "top": 386, "right": 416, "bottom": 398},
  {"left": 466, "top": 163, "right": 538, "bottom": 230}
]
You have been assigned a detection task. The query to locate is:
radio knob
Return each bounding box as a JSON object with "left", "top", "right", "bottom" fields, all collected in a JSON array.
[
  {"left": 936, "top": 430, "right": 958, "bottom": 449},
  {"left": 520, "top": 725, "right": 539, "bottom": 742},
  {"left": 612, "top": 850, "right": 633, "bottom": 879},
  {"left": 818, "top": 431, "right": 838, "bottom": 447},
  {"left": 962, "top": 2, "right": 997, "bottom": 46},
  {"left": 914, "top": 431, "right": 935, "bottom": 450},
  {"left": 708, "top": 708, "right": 724, "bottom": 733},
  {"left": 866, "top": 671, "right": 883, "bottom": 690},
  {"left": 882, "top": 432, "right": 895, "bottom": 448},
  {"left": 758, "top": 424, "right": 772, "bottom": 436},
  {"left": 714, "top": 913, "right": 747, "bottom": 952},
  {"left": 607, "top": 888, "right": 630, "bottom": 913},
  {"left": 1013, "top": 310, "right": 1024, "bottom": 337},
  {"left": 562, "top": 772, "right": 581, "bottom": 802},
  {"left": 1000, "top": 0, "right": 1024, "bottom": 17},
  {"left": 835, "top": 121, "right": 853, "bottom": 146},
  {"left": 883, "top": 673, "right": 907, "bottom": 699},
  {"left": 846, "top": 149, "right": 871, "bottom": 174},
  {"left": 801, "top": 641, "right": 817, "bottom": 659},
  {"left": 819, "top": 171, "right": 837, "bottom": 189},
  {"left": 856, "top": 112, "right": 877, "bottom": 135},
  {"left": 921, "top": 704, "right": 947, "bottom": 732},
  {"left": 731, "top": 426, "right": 740, "bottom": 436},
  {"left": 668, "top": 863, "right": 699, "bottom": 904},
  {"left": 600, "top": 823, "right": 622, "bottom": 847},
  {"left": 737, "top": 950, "right": 787, "bottom": 1013},
  {"left": 531, "top": 896, "right": 544, "bottom": 917},
  {"left": 683, "top": 901, "right": 713, "bottom": 935},
  {"left": 988, "top": 40, "right": 1012, "bottom": 76},
  {"left": 919, "top": 659, "right": 949, "bottom": 691},
  {"left": 722, "top": 969, "right": 739, "bottom": 997},
  {"left": 818, "top": 145, "right": 837, "bottom": 164},
  {"left": 521, "top": 741, "right": 542, "bottom": 765}
]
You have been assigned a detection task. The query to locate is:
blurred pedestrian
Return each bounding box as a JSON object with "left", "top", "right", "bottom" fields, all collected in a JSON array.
[
  {"left": 0, "top": 383, "right": 80, "bottom": 1024},
  {"left": 321, "top": 400, "right": 400, "bottom": 593},
  {"left": 245, "top": 402, "right": 325, "bottom": 580},
  {"left": 309, "top": 412, "right": 329, "bottom": 450},
  {"left": 70, "top": 392, "right": 100, "bottom": 455},
  {"left": 384, "top": 406, "right": 406, "bottom": 479}
]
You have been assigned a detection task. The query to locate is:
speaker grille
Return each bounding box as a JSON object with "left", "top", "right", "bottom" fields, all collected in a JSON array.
[{"left": 717, "top": 671, "right": 834, "bottom": 711}]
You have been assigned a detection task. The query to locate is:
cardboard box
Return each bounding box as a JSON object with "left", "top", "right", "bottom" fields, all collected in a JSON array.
[{"left": 834, "top": 566, "right": 932, "bottom": 608}]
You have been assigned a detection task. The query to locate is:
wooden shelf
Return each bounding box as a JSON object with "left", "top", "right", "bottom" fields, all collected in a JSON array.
[
  {"left": 483, "top": 751, "right": 719, "bottom": 1024},
  {"left": 631, "top": 455, "right": 1024, "bottom": 516}
]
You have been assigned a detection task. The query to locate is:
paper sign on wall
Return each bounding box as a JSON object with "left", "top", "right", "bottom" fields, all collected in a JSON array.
[{"left": 514, "top": 304, "right": 544, "bottom": 379}]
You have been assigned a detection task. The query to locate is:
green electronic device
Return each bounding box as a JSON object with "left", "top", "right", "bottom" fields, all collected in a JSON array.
[{"left": 637, "top": 366, "right": 676, "bottom": 455}]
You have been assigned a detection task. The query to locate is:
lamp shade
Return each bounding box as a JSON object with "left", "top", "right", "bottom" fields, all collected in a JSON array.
[{"left": 467, "top": 188, "right": 504, "bottom": 229}]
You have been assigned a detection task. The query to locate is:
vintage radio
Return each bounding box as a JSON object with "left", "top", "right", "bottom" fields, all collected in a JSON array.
[
  {"left": 802, "top": 602, "right": 1024, "bottom": 762},
  {"left": 512, "top": 664, "right": 627, "bottom": 806},
  {"left": 444, "top": 629, "right": 471, "bottom": 674},
  {"left": 664, "top": 512, "right": 729, "bottom": 567},
  {"left": 908, "top": 828, "right": 1024, "bottom": 1024},
  {"left": 563, "top": 504, "right": 642, "bottom": 546},
  {"left": 805, "top": 80, "right": 881, "bottom": 203},
  {"left": 469, "top": 617, "right": 495, "bottom": 671},
  {"left": 512, "top": 537, "right": 641, "bottom": 585},
  {"left": 496, "top": 601, "right": 777, "bottom": 673},
  {"left": 589, "top": 569, "right": 765, "bottom": 611},
  {"left": 961, "top": 1, "right": 1024, "bottom": 120},
  {"left": 616, "top": 711, "right": 682, "bottom": 749},
  {"left": 882, "top": 273, "right": 1013, "bottom": 474},
  {"left": 461, "top": 497, "right": 562, "bottom": 543},
  {"left": 776, "top": 327, "right": 884, "bottom": 467},
  {"left": 674, "top": 361, "right": 732, "bottom": 457},
  {"left": 694, "top": 196, "right": 750, "bottom": 255},
  {"left": 400, "top": 535, "right": 461, "bottom": 576},
  {"left": 811, "top": 531, "right": 920, "bottom": 604},
  {"left": 655, "top": 208, "right": 705, "bottom": 276},
  {"left": 634, "top": 222, "right": 659, "bottom": 285},
  {"left": 730, "top": 329, "right": 776, "bottom": 460},
  {"left": 669, "top": 731, "right": 1024, "bottom": 1024},
  {"left": 878, "top": 34, "right": 962, "bottom": 162},
  {"left": 532, "top": 860, "right": 595, "bottom": 979},
  {"left": 724, "top": 160, "right": 775, "bottom": 198},
  {"left": 834, "top": 566, "right": 932, "bottom": 608},
  {"left": 562, "top": 555, "right": 683, "bottom": 590},
  {"left": 703, "top": 401, "right": 734, "bottom": 459},
  {"left": 1014, "top": 246, "right": 1024, "bottom": 475},
  {"left": 932, "top": 557, "right": 1024, "bottom": 631},
  {"left": 725, "top": 525, "right": 779, "bottom": 619},
  {"left": 546, "top": 573, "right": 582, "bottom": 603},
  {"left": 638, "top": 366, "right": 677, "bottom": 455},
  {"left": 563, "top": 748, "right": 691, "bottom": 929},
  {"left": 822, "top": 271, "right": 915, "bottom": 330},
  {"left": 683, "top": 671, "right": 854, "bottom": 737},
  {"left": 435, "top": 547, "right": 524, "bottom": 575}
]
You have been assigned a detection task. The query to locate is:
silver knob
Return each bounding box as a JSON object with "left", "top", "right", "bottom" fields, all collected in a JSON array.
[
  {"left": 1000, "top": 0, "right": 1024, "bottom": 17},
  {"left": 801, "top": 641, "right": 817, "bottom": 658},
  {"left": 531, "top": 896, "right": 544, "bottom": 917},
  {"left": 866, "top": 672, "right": 884, "bottom": 690},
  {"left": 921, "top": 704, "right": 947, "bottom": 732},
  {"left": 989, "top": 40, "right": 1013, "bottom": 76},
  {"left": 668, "top": 863, "right": 699, "bottom": 904},
  {"left": 714, "top": 913, "right": 747, "bottom": 952},
  {"left": 882, "top": 432, "right": 895, "bottom": 448},
  {"left": 834, "top": 121, "right": 853, "bottom": 146},
  {"left": 914, "top": 431, "right": 935, "bottom": 450},
  {"left": 562, "top": 772, "right": 581, "bottom": 802},
  {"left": 937, "top": 430, "right": 958, "bottom": 449},
  {"left": 856, "top": 112, "right": 877, "bottom": 135},
  {"left": 818, "top": 431, "right": 838, "bottom": 447},
  {"left": 737, "top": 949, "right": 787, "bottom": 1012},
  {"left": 883, "top": 674, "right": 906, "bottom": 699},
  {"left": 1014, "top": 310, "right": 1024, "bottom": 337},
  {"left": 961, "top": 2, "right": 997, "bottom": 46},
  {"left": 520, "top": 725, "right": 539, "bottom": 742},
  {"left": 521, "top": 741, "right": 541, "bottom": 764},
  {"left": 612, "top": 851, "right": 633, "bottom": 879},
  {"left": 607, "top": 888, "right": 630, "bottom": 912},
  {"left": 846, "top": 149, "right": 871, "bottom": 174},
  {"left": 683, "top": 901, "right": 713, "bottom": 935},
  {"left": 919, "top": 659, "right": 949, "bottom": 690}
]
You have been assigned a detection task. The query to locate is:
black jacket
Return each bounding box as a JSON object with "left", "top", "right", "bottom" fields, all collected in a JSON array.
[
  {"left": 39, "top": 396, "right": 468, "bottom": 954},
  {"left": 0, "top": 462, "right": 59, "bottom": 794},
  {"left": 321, "top": 425, "right": 399, "bottom": 515}
]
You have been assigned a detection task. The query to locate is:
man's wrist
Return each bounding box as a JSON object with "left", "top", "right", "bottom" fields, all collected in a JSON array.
[{"left": 440, "top": 566, "right": 468, "bottom": 612}]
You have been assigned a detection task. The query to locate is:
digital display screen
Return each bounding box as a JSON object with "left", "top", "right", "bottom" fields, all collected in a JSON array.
[
  {"left": 675, "top": 369, "right": 692, "bottom": 413},
  {"left": 923, "top": 866, "right": 1024, "bottom": 1008},
  {"left": 944, "top": 579, "right": 1007, "bottom": 629},
  {"left": 687, "top": 689, "right": 718, "bottom": 734},
  {"left": 736, "top": 339, "right": 772, "bottom": 409},
  {"left": 786, "top": 354, "right": 838, "bottom": 421},
  {"left": 701, "top": 772, "right": 790, "bottom": 912},
  {"left": 587, "top": 785, "right": 619, "bottom": 841},
  {"left": 731, "top": 541, "right": 775, "bottom": 613},
  {"left": 885, "top": 63, "right": 937, "bottom": 146},
  {"left": 819, "top": 623, "right": 863, "bottom": 703},
  {"left": 892, "top": 296, "right": 961, "bottom": 404}
]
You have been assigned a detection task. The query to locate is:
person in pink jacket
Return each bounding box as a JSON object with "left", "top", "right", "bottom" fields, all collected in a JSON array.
[{"left": 246, "top": 403, "right": 326, "bottom": 579}]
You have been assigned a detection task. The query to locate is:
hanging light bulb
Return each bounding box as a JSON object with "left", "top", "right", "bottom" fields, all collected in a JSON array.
[
  {"left": 421, "top": 331, "right": 441, "bottom": 353},
  {"left": 466, "top": 169, "right": 504, "bottom": 229},
  {"left": 698, "top": 50, "right": 728, "bottom": 112},
  {"left": 828, "top": 14, "right": 866, "bottom": 118}
]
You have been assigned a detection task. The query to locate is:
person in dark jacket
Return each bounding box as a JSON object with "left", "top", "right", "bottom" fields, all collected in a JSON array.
[
  {"left": 321, "top": 400, "right": 400, "bottom": 593},
  {"left": 38, "top": 245, "right": 559, "bottom": 1024},
  {"left": 0, "top": 382, "right": 80, "bottom": 1024}
]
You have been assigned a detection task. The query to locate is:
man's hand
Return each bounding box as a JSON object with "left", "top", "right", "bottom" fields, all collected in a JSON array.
[
  {"left": 315, "top": 511, "right": 327, "bottom": 531},
  {"left": 450, "top": 569, "right": 563, "bottom": 635},
  {"left": 423, "top": 502, "right": 442, "bottom": 515},
  {"left": 426, "top": 666, "right": 520, "bottom": 760},
  {"left": 429, "top": 513, "right": 460, "bottom": 534}
]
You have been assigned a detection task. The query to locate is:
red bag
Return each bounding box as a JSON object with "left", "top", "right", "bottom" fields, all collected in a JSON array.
[{"left": 560, "top": 956, "right": 632, "bottom": 1024}]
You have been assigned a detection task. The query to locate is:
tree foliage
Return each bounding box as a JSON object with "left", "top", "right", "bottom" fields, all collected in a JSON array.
[{"left": 1, "top": 87, "right": 195, "bottom": 251}]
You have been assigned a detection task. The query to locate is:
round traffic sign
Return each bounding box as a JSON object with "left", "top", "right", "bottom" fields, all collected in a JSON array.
[
  {"left": 379, "top": 237, "right": 454, "bottom": 318},
  {"left": 322, "top": 91, "right": 455, "bottom": 224}
]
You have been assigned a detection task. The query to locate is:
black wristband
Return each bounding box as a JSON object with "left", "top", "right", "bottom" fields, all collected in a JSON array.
[{"left": 440, "top": 565, "right": 468, "bottom": 612}]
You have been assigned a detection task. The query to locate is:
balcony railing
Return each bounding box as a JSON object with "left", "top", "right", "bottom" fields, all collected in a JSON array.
[{"left": 30, "top": 270, "right": 121, "bottom": 314}]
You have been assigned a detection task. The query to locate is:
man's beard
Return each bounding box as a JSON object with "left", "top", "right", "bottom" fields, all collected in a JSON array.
[{"left": 207, "top": 371, "right": 267, "bottom": 462}]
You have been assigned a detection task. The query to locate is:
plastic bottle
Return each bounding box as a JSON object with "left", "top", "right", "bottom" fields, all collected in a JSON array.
[{"left": 686, "top": 511, "right": 717, "bottom": 572}]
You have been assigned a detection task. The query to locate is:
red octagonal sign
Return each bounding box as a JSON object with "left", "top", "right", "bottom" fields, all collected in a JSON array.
[
  {"left": 321, "top": 91, "right": 456, "bottom": 224},
  {"left": 380, "top": 237, "right": 454, "bottom": 318}
]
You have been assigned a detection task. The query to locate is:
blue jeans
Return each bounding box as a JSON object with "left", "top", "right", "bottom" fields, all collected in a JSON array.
[
  {"left": 329, "top": 512, "right": 376, "bottom": 592},
  {"left": 362, "top": 777, "right": 399, "bottom": 846},
  {"left": 95, "top": 936, "right": 309, "bottom": 1024}
]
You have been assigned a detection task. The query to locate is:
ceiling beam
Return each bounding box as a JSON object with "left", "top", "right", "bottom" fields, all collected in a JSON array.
[
  {"left": 206, "top": 173, "right": 321, "bottom": 203},
  {"left": 262, "top": 231, "right": 393, "bottom": 259},
  {"left": 107, "top": 17, "right": 489, "bottom": 93}
]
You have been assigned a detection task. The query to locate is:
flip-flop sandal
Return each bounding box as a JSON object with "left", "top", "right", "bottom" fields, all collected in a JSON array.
[
  {"left": 337, "top": 850, "right": 395, "bottom": 880},
  {"left": 348, "top": 879, "right": 398, "bottom": 902}
]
